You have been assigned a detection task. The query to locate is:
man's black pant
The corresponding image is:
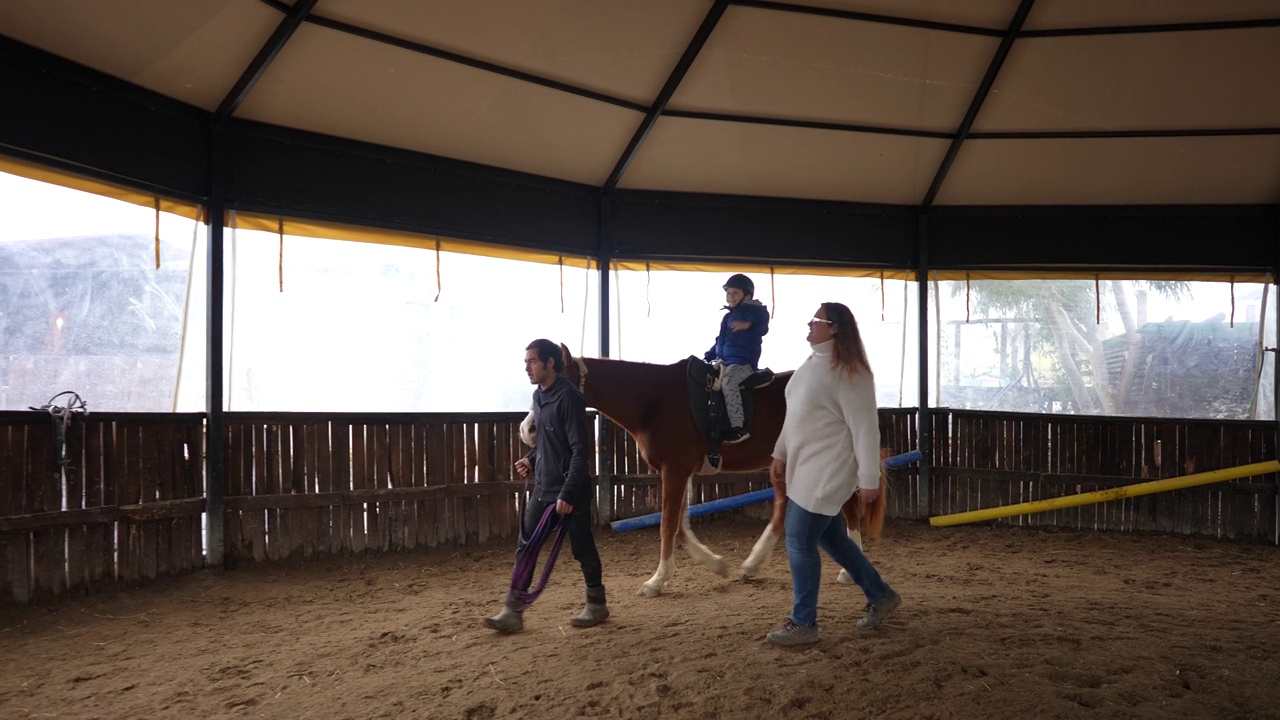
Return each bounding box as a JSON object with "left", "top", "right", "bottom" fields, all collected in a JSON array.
[{"left": 514, "top": 496, "right": 603, "bottom": 590}]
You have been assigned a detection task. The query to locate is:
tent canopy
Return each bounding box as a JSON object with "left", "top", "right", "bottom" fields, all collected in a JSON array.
[{"left": 2, "top": 0, "right": 1279, "bottom": 273}]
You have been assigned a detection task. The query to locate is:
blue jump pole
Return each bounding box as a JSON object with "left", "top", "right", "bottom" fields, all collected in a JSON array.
[
  {"left": 609, "top": 448, "right": 923, "bottom": 532},
  {"left": 885, "top": 449, "right": 922, "bottom": 470},
  {"left": 610, "top": 489, "right": 774, "bottom": 533}
]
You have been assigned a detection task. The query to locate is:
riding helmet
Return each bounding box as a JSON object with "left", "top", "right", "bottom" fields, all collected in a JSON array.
[{"left": 722, "top": 273, "right": 754, "bottom": 297}]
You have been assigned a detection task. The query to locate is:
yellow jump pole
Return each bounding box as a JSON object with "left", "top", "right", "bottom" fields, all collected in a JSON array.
[{"left": 929, "top": 459, "right": 1280, "bottom": 528}]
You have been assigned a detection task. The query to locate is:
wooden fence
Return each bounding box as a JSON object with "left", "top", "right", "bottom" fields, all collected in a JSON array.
[
  {"left": 929, "top": 409, "right": 1278, "bottom": 539},
  {"left": 2, "top": 407, "right": 1277, "bottom": 605},
  {"left": 221, "top": 412, "right": 529, "bottom": 564},
  {"left": 0, "top": 411, "right": 205, "bottom": 605}
]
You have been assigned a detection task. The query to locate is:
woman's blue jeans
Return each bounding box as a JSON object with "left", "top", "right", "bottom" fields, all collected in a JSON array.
[{"left": 785, "top": 499, "right": 893, "bottom": 628}]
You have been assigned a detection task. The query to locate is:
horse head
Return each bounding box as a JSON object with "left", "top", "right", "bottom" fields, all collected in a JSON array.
[
  {"left": 519, "top": 405, "right": 536, "bottom": 447},
  {"left": 559, "top": 342, "right": 589, "bottom": 395}
]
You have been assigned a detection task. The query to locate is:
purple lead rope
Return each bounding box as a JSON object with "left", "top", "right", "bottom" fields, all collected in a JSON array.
[{"left": 510, "top": 502, "right": 570, "bottom": 606}]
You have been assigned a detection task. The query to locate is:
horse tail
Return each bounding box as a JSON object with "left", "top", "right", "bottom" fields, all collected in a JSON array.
[
  {"left": 862, "top": 456, "right": 890, "bottom": 541},
  {"left": 860, "top": 461, "right": 890, "bottom": 535}
]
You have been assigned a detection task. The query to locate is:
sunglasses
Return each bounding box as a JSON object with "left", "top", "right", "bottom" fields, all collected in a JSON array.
[{"left": 808, "top": 317, "right": 835, "bottom": 325}]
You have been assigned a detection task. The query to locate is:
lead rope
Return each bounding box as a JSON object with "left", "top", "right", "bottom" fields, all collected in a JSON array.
[
  {"left": 509, "top": 501, "right": 571, "bottom": 606},
  {"left": 508, "top": 465, "right": 571, "bottom": 606}
]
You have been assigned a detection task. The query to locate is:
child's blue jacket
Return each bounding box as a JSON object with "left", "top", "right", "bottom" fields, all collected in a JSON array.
[{"left": 704, "top": 300, "right": 769, "bottom": 369}]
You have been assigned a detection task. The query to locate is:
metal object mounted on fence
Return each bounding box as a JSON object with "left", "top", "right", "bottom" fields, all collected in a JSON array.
[{"left": 28, "top": 390, "right": 89, "bottom": 484}]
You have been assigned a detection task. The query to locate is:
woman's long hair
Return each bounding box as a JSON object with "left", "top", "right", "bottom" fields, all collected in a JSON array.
[{"left": 821, "top": 302, "right": 872, "bottom": 378}]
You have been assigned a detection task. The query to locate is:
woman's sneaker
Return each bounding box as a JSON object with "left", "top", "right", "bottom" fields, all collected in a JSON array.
[
  {"left": 723, "top": 427, "right": 750, "bottom": 444},
  {"left": 856, "top": 590, "right": 901, "bottom": 630},
  {"left": 766, "top": 619, "right": 819, "bottom": 646}
]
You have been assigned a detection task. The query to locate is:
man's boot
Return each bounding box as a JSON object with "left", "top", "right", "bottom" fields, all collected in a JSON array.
[
  {"left": 570, "top": 585, "right": 609, "bottom": 628},
  {"left": 483, "top": 592, "right": 525, "bottom": 634}
]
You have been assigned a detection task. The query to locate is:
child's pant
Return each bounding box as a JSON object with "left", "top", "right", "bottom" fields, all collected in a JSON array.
[{"left": 721, "top": 363, "right": 752, "bottom": 428}]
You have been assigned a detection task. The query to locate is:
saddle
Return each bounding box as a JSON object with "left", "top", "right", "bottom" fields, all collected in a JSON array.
[{"left": 685, "top": 357, "right": 775, "bottom": 454}]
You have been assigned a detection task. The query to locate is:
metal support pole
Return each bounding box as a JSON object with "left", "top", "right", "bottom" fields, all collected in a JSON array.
[
  {"left": 916, "top": 214, "right": 933, "bottom": 518},
  {"left": 595, "top": 195, "right": 615, "bottom": 524},
  {"left": 204, "top": 126, "right": 227, "bottom": 566},
  {"left": 1274, "top": 261, "right": 1279, "bottom": 544}
]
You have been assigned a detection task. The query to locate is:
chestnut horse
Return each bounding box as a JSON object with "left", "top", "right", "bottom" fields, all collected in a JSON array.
[{"left": 541, "top": 344, "right": 886, "bottom": 597}]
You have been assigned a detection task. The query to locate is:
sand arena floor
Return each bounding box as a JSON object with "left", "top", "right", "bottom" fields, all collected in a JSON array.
[{"left": 2, "top": 516, "right": 1278, "bottom": 719}]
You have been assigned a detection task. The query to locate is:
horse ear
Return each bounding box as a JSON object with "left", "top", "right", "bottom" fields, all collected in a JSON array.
[{"left": 559, "top": 343, "right": 574, "bottom": 362}]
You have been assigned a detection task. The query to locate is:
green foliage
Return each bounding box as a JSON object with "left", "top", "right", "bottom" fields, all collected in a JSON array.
[{"left": 941, "top": 279, "right": 1238, "bottom": 416}]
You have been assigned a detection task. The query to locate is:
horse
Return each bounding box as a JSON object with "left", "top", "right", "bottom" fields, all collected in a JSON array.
[{"left": 530, "top": 343, "right": 886, "bottom": 597}]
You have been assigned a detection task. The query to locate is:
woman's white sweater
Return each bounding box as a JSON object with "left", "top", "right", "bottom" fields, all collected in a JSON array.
[{"left": 772, "top": 339, "right": 881, "bottom": 516}]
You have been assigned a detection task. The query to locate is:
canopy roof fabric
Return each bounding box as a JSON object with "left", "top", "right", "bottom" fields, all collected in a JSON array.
[{"left": 2, "top": 0, "right": 1279, "bottom": 273}]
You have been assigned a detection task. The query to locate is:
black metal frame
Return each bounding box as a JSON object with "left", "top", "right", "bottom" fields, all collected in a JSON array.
[
  {"left": 604, "top": 0, "right": 729, "bottom": 190},
  {"left": 923, "top": 0, "right": 1035, "bottom": 208},
  {"left": 215, "top": 0, "right": 319, "bottom": 121}
]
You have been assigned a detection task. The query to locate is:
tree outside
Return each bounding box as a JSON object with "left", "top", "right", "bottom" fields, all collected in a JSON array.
[{"left": 937, "top": 278, "right": 1275, "bottom": 420}]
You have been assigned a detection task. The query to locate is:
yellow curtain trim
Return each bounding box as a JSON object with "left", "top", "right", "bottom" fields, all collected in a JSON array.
[
  {"left": 278, "top": 219, "right": 285, "bottom": 293},
  {"left": 434, "top": 239, "right": 442, "bottom": 302},
  {"left": 880, "top": 270, "right": 885, "bottom": 322},
  {"left": 153, "top": 196, "right": 161, "bottom": 270},
  {"left": 0, "top": 154, "right": 202, "bottom": 221},
  {"left": 965, "top": 272, "right": 971, "bottom": 323},
  {"left": 1095, "top": 274, "right": 1101, "bottom": 324},
  {"left": 234, "top": 212, "right": 594, "bottom": 269}
]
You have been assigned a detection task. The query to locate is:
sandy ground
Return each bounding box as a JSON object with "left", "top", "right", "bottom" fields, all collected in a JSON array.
[{"left": 2, "top": 516, "right": 1278, "bottom": 720}]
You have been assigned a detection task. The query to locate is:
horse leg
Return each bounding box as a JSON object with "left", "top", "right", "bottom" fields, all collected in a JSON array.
[
  {"left": 675, "top": 478, "right": 727, "bottom": 578},
  {"left": 640, "top": 468, "right": 691, "bottom": 597},
  {"left": 741, "top": 472, "right": 786, "bottom": 578},
  {"left": 836, "top": 501, "right": 863, "bottom": 585}
]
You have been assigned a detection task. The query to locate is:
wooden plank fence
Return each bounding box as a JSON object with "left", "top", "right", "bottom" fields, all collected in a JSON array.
[
  {"left": 222, "top": 412, "right": 531, "bottom": 565},
  {"left": 929, "top": 409, "right": 1278, "bottom": 539},
  {"left": 3, "top": 406, "right": 1278, "bottom": 605},
  {"left": 0, "top": 411, "right": 204, "bottom": 604}
]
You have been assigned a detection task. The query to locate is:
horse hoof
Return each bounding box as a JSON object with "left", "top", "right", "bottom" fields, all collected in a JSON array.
[
  {"left": 639, "top": 583, "right": 662, "bottom": 598},
  {"left": 711, "top": 557, "right": 727, "bottom": 577},
  {"left": 739, "top": 565, "right": 757, "bottom": 580},
  {"left": 836, "top": 569, "right": 854, "bottom": 585}
]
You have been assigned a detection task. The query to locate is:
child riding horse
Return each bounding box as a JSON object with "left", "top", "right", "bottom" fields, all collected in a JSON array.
[{"left": 548, "top": 344, "right": 887, "bottom": 597}]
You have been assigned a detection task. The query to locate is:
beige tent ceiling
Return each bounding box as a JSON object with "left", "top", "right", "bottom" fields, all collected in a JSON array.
[{"left": 2, "top": 0, "right": 1280, "bottom": 206}]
